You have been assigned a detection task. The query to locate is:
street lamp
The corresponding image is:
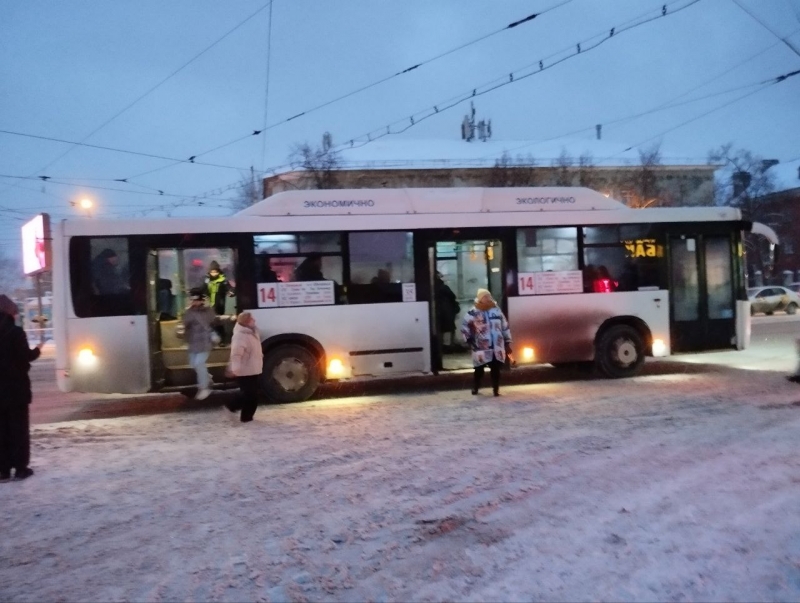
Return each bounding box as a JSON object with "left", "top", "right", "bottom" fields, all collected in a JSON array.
[{"left": 72, "top": 197, "right": 94, "bottom": 217}]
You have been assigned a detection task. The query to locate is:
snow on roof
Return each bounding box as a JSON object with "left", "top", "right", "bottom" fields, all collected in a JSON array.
[
  {"left": 769, "top": 159, "right": 800, "bottom": 193},
  {"left": 333, "top": 138, "right": 712, "bottom": 170}
]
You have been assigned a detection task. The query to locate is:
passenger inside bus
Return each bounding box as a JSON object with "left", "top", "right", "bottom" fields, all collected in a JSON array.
[
  {"left": 294, "top": 254, "right": 325, "bottom": 281},
  {"left": 156, "top": 278, "right": 176, "bottom": 321},
  {"left": 91, "top": 248, "right": 128, "bottom": 295},
  {"left": 203, "top": 261, "right": 233, "bottom": 345},
  {"left": 258, "top": 257, "right": 280, "bottom": 282},
  {"left": 435, "top": 272, "right": 460, "bottom": 350},
  {"left": 584, "top": 264, "right": 619, "bottom": 293}
]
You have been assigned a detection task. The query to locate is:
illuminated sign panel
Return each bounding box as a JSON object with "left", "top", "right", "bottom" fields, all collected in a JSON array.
[
  {"left": 623, "top": 239, "right": 663, "bottom": 258},
  {"left": 21, "top": 213, "right": 51, "bottom": 275}
]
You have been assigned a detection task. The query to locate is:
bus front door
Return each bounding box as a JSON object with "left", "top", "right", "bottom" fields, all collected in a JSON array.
[
  {"left": 669, "top": 235, "right": 736, "bottom": 352},
  {"left": 147, "top": 247, "right": 238, "bottom": 388}
]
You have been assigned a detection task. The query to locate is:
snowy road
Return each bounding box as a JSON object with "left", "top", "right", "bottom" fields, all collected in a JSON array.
[
  {"left": 27, "top": 314, "right": 800, "bottom": 425},
  {"left": 3, "top": 351, "right": 800, "bottom": 601}
]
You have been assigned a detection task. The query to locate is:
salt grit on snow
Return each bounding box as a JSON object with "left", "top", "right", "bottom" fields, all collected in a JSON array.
[{"left": 2, "top": 365, "right": 800, "bottom": 602}]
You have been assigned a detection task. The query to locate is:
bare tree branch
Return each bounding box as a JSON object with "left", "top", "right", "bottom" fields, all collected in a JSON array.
[{"left": 289, "top": 132, "right": 342, "bottom": 190}]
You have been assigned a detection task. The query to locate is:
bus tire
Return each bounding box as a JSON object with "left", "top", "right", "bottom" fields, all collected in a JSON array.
[
  {"left": 261, "top": 344, "right": 320, "bottom": 403},
  {"left": 786, "top": 303, "right": 798, "bottom": 315},
  {"left": 595, "top": 324, "right": 645, "bottom": 379}
]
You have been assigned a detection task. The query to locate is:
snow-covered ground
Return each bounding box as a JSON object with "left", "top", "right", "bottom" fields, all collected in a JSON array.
[{"left": 2, "top": 363, "right": 800, "bottom": 602}]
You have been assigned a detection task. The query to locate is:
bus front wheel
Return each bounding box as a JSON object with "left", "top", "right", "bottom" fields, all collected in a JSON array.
[
  {"left": 261, "top": 344, "right": 320, "bottom": 403},
  {"left": 595, "top": 325, "right": 645, "bottom": 379}
]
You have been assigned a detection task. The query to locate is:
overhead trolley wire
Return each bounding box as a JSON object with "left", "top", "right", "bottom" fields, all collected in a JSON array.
[
  {"left": 115, "top": 1, "right": 707, "bottom": 219},
  {"left": 31, "top": 0, "right": 276, "bottom": 177},
  {"left": 261, "top": 0, "right": 275, "bottom": 171},
  {"left": 270, "top": 0, "right": 574, "bottom": 127},
  {"left": 486, "top": 37, "right": 796, "bottom": 159},
  {"left": 597, "top": 68, "right": 800, "bottom": 161},
  {"left": 116, "top": 0, "right": 574, "bottom": 182},
  {"left": 730, "top": 0, "right": 800, "bottom": 58},
  {"left": 0, "top": 0, "right": 703, "bottom": 217},
  {"left": 0, "top": 129, "right": 252, "bottom": 173},
  {"left": 329, "top": 0, "right": 703, "bottom": 155}
]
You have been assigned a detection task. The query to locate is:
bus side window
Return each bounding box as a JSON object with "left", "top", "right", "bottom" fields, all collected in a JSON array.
[
  {"left": 582, "top": 226, "right": 664, "bottom": 293},
  {"left": 70, "top": 236, "right": 136, "bottom": 317},
  {"left": 516, "top": 227, "right": 578, "bottom": 274},
  {"left": 348, "top": 231, "right": 414, "bottom": 304},
  {"left": 252, "top": 233, "right": 345, "bottom": 306}
]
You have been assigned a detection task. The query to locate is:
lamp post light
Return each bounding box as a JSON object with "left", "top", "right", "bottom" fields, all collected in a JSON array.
[{"left": 72, "top": 197, "right": 94, "bottom": 217}]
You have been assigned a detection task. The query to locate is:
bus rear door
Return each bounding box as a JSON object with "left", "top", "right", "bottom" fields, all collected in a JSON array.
[{"left": 669, "top": 233, "right": 736, "bottom": 352}]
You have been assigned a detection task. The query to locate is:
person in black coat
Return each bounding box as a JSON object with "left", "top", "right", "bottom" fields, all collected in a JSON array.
[
  {"left": 435, "top": 273, "right": 460, "bottom": 349},
  {"left": 0, "top": 294, "right": 42, "bottom": 481}
]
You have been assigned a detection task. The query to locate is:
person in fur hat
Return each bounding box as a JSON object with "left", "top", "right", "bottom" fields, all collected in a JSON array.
[{"left": 460, "top": 288, "right": 512, "bottom": 396}]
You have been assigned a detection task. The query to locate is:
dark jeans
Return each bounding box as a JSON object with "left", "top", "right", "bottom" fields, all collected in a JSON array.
[
  {"left": 473, "top": 359, "right": 503, "bottom": 394},
  {"left": 237, "top": 375, "right": 260, "bottom": 422},
  {"left": 0, "top": 405, "right": 30, "bottom": 474}
]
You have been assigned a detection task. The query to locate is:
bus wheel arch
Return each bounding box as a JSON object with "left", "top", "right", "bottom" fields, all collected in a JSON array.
[
  {"left": 260, "top": 334, "right": 325, "bottom": 403},
  {"left": 594, "top": 318, "right": 650, "bottom": 379}
]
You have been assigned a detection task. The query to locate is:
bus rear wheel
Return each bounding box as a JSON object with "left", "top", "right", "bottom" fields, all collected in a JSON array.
[
  {"left": 595, "top": 324, "right": 645, "bottom": 379},
  {"left": 261, "top": 344, "right": 320, "bottom": 403}
]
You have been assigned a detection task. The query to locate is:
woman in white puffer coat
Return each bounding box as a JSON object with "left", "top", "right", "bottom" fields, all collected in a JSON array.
[{"left": 226, "top": 312, "right": 264, "bottom": 422}]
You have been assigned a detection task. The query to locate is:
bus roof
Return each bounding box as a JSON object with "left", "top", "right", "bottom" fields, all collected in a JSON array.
[
  {"left": 58, "top": 187, "right": 744, "bottom": 237},
  {"left": 238, "top": 187, "right": 626, "bottom": 216}
]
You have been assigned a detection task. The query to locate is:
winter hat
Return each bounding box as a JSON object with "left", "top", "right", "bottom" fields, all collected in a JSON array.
[
  {"left": 474, "top": 288, "right": 492, "bottom": 303},
  {"left": 189, "top": 287, "right": 206, "bottom": 302},
  {"left": 0, "top": 294, "right": 19, "bottom": 317},
  {"left": 208, "top": 260, "right": 221, "bottom": 272}
]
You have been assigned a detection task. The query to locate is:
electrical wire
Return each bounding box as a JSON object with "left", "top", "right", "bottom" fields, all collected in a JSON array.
[
  {"left": 729, "top": 0, "right": 800, "bottom": 57},
  {"left": 32, "top": 0, "right": 276, "bottom": 177},
  {"left": 117, "top": 0, "right": 575, "bottom": 182},
  {"left": 597, "top": 73, "right": 798, "bottom": 162},
  {"left": 261, "top": 0, "right": 274, "bottom": 171},
  {"left": 487, "top": 39, "right": 794, "bottom": 159},
  {"left": 0, "top": 129, "right": 251, "bottom": 172},
  {"left": 326, "top": 0, "right": 704, "bottom": 155}
]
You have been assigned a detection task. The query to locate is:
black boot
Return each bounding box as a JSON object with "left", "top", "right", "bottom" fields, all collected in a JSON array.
[{"left": 14, "top": 467, "right": 34, "bottom": 480}]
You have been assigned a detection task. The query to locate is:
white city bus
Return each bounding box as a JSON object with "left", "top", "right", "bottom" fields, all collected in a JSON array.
[{"left": 51, "top": 187, "right": 778, "bottom": 402}]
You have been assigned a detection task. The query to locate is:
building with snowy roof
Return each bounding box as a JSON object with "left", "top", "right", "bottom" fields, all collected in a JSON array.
[{"left": 264, "top": 135, "right": 718, "bottom": 208}]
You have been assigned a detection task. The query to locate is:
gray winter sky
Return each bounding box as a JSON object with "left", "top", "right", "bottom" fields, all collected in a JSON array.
[{"left": 1, "top": 0, "right": 799, "bottom": 259}]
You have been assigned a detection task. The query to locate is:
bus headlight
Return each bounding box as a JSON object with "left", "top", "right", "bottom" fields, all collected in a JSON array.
[
  {"left": 651, "top": 338, "right": 667, "bottom": 357},
  {"left": 327, "top": 358, "right": 344, "bottom": 377},
  {"left": 77, "top": 347, "right": 97, "bottom": 368},
  {"left": 521, "top": 347, "right": 535, "bottom": 361}
]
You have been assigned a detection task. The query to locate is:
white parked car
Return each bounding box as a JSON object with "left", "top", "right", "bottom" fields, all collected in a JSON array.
[{"left": 747, "top": 286, "right": 800, "bottom": 315}]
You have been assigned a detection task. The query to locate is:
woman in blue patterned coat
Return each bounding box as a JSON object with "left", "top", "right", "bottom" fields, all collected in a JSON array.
[{"left": 460, "top": 288, "right": 512, "bottom": 396}]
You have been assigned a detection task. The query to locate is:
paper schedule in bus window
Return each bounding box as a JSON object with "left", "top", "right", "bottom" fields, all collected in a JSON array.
[
  {"left": 257, "top": 281, "right": 335, "bottom": 308},
  {"left": 518, "top": 271, "right": 583, "bottom": 295}
]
